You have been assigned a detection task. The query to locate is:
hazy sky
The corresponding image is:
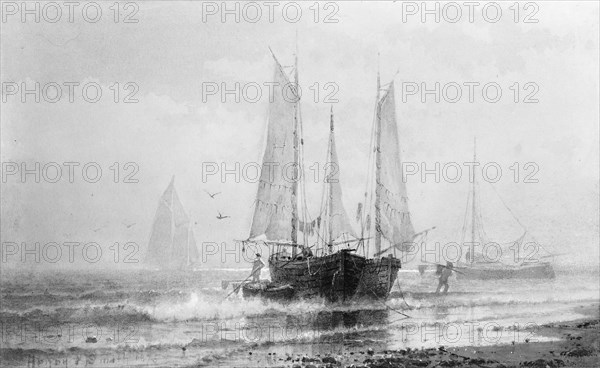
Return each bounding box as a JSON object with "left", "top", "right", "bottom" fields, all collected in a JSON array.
[{"left": 1, "top": 1, "right": 598, "bottom": 269}]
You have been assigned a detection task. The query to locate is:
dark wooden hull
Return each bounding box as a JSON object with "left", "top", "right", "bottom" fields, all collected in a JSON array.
[
  {"left": 269, "top": 250, "right": 366, "bottom": 302},
  {"left": 355, "top": 256, "right": 402, "bottom": 299},
  {"left": 241, "top": 281, "right": 295, "bottom": 301},
  {"left": 457, "top": 262, "right": 555, "bottom": 279}
]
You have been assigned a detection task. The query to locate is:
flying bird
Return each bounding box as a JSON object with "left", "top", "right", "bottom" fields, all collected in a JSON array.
[
  {"left": 123, "top": 222, "right": 136, "bottom": 229},
  {"left": 37, "top": 32, "right": 81, "bottom": 47},
  {"left": 216, "top": 212, "right": 230, "bottom": 220},
  {"left": 204, "top": 190, "right": 221, "bottom": 199}
]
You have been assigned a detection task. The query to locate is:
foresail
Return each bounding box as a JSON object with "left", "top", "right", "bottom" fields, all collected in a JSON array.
[
  {"left": 249, "top": 60, "right": 298, "bottom": 241},
  {"left": 376, "top": 83, "right": 415, "bottom": 247},
  {"left": 327, "top": 125, "right": 357, "bottom": 241}
]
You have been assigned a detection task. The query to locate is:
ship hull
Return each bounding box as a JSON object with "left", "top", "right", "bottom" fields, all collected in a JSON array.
[
  {"left": 457, "top": 262, "right": 555, "bottom": 279},
  {"left": 355, "top": 256, "right": 402, "bottom": 299},
  {"left": 269, "top": 250, "right": 366, "bottom": 302}
]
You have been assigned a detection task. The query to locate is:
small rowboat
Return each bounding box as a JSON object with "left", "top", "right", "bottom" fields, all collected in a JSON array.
[{"left": 241, "top": 281, "right": 295, "bottom": 301}]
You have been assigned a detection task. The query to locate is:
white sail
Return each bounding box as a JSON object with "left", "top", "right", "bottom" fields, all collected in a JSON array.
[
  {"left": 249, "top": 59, "right": 298, "bottom": 241},
  {"left": 375, "top": 83, "right": 415, "bottom": 247},
  {"left": 147, "top": 178, "right": 199, "bottom": 267},
  {"left": 325, "top": 110, "right": 357, "bottom": 242}
]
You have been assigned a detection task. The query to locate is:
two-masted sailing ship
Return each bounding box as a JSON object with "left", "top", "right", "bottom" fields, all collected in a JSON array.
[
  {"left": 455, "top": 140, "right": 555, "bottom": 279},
  {"left": 242, "top": 50, "right": 365, "bottom": 302},
  {"left": 241, "top": 49, "right": 423, "bottom": 302},
  {"left": 145, "top": 176, "right": 200, "bottom": 270}
]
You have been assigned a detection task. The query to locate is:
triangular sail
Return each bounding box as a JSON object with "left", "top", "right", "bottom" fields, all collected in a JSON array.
[
  {"left": 324, "top": 110, "right": 357, "bottom": 243},
  {"left": 147, "top": 179, "right": 175, "bottom": 264},
  {"left": 248, "top": 59, "right": 298, "bottom": 241},
  {"left": 375, "top": 83, "right": 415, "bottom": 248},
  {"left": 146, "top": 178, "right": 198, "bottom": 268}
]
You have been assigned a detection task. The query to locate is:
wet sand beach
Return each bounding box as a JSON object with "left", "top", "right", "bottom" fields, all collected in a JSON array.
[{"left": 223, "top": 303, "right": 599, "bottom": 368}]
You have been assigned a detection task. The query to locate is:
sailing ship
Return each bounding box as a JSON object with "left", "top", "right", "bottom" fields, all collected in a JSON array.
[
  {"left": 242, "top": 49, "right": 366, "bottom": 303},
  {"left": 354, "top": 73, "right": 429, "bottom": 299},
  {"left": 145, "top": 176, "right": 199, "bottom": 270},
  {"left": 455, "top": 140, "right": 555, "bottom": 279}
]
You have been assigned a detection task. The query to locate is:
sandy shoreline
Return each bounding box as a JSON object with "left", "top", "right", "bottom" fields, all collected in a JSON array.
[
  {"left": 216, "top": 303, "right": 599, "bottom": 368},
  {"left": 1, "top": 303, "right": 598, "bottom": 367}
]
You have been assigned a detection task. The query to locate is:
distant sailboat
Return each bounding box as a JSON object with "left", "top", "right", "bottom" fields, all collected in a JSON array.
[
  {"left": 456, "top": 139, "right": 555, "bottom": 279},
  {"left": 146, "top": 176, "right": 199, "bottom": 270}
]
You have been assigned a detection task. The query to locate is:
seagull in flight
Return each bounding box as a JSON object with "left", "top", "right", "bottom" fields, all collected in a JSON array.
[
  {"left": 216, "top": 212, "right": 230, "bottom": 220},
  {"left": 204, "top": 190, "right": 221, "bottom": 199},
  {"left": 123, "top": 222, "right": 136, "bottom": 229}
]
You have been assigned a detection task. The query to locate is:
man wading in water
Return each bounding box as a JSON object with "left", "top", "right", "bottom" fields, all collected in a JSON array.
[{"left": 435, "top": 261, "right": 454, "bottom": 294}]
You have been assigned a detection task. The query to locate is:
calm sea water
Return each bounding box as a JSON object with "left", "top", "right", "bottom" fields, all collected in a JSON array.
[{"left": 1, "top": 265, "right": 598, "bottom": 367}]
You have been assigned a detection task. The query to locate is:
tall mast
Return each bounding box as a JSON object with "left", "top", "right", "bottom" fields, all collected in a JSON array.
[
  {"left": 291, "top": 37, "right": 299, "bottom": 256},
  {"left": 471, "top": 138, "right": 477, "bottom": 251},
  {"left": 374, "top": 54, "right": 382, "bottom": 256},
  {"left": 328, "top": 106, "right": 335, "bottom": 245}
]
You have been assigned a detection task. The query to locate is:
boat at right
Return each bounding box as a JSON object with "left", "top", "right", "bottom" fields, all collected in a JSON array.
[
  {"left": 355, "top": 71, "right": 434, "bottom": 299},
  {"left": 454, "top": 139, "right": 556, "bottom": 280}
]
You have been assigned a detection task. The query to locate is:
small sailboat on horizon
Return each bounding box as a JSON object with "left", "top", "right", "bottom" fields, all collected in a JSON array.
[{"left": 145, "top": 176, "right": 200, "bottom": 271}]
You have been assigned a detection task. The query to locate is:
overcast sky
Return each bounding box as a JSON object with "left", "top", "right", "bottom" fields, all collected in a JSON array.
[{"left": 1, "top": 1, "right": 598, "bottom": 269}]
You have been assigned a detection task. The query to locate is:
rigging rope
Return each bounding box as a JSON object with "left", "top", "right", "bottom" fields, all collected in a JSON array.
[
  {"left": 488, "top": 182, "right": 526, "bottom": 231},
  {"left": 360, "top": 84, "right": 380, "bottom": 257},
  {"left": 487, "top": 182, "right": 552, "bottom": 257}
]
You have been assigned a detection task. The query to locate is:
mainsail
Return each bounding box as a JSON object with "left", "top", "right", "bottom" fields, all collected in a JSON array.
[
  {"left": 323, "top": 108, "right": 357, "bottom": 244},
  {"left": 146, "top": 177, "right": 199, "bottom": 268},
  {"left": 375, "top": 83, "right": 415, "bottom": 251},
  {"left": 248, "top": 57, "right": 299, "bottom": 242}
]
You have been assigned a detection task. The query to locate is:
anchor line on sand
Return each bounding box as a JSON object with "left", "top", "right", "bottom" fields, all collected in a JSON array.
[{"left": 395, "top": 276, "right": 413, "bottom": 310}]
